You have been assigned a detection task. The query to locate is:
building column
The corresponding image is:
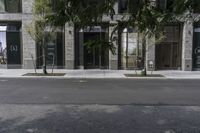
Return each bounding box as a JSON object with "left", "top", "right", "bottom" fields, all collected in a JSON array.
[
  {"left": 113, "top": 1, "right": 118, "bottom": 14},
  {"left": 22, "top": 0, "right": 36, "bottom": 69},
  {"left": 78, "top": 31, "right": 84, "bottom": 69},
  {"left": 65, "top": 23, "right": 75, "bottom": 69},
  {"left": 182, "top": 20, "right": 193, "bottom": 71},
  {"left": 109, "top": 22, "right": 118, "bottom": 70},
  {"left": 146, "top": 36, "right": 156, "bottom": 71}
]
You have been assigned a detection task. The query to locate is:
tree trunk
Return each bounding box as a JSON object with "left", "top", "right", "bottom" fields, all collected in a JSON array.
[
  {"left": 142, "top": 36, "right": 147, "bottom": 76},
  {"left": 42, "top": 38, "right": 47, "bottom": 74}
]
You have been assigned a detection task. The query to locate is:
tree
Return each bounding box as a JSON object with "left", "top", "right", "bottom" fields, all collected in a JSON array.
[
  {"left": 46, "top": 0, "right": 117, "bottom": 54},
  {"left": 26, "top": 0, "right": 54, "bottom": 74},
  {"left": 45, "top": 0, "right": 200, "bottom": 75},
  {"left": 46, "top": 0, "right": 116, "bottom": 27},
  {"left": 116, "top": 0, "right": 170, "bottom": 75}
]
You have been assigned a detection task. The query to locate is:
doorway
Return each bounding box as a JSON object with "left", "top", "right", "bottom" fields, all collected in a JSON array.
[
  {"left": 75, "top": 26, "right": 109, "bottom": 69},
  {"left": 156, "top": 25, "right": 182, "bottom": 70},
  {"left": 193, "top": 26, "right": 200, "bottom": 70},
  {"left": 84, "top": 32, "right": 108, "bottom": 69}
]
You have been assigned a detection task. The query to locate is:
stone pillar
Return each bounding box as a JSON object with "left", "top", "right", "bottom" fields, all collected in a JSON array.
[
  {"left": 65, "top": 23, "right": 75, "bottom": 69},
  {"left": 79, "top": 31, "right": 84, "bottom": 69},
  {"left": 113, "top": 2, "right": 118, "bottom": 14},
  {"left": 182, "top": 20, "right": 193, "bottom": 71},
  {"left": 22, "top": 0, "right": 36, "bottom": 69},
  {"left": 109, "top": 22, "right": 118, "bottom": 70},
  {"left": 146, "top": 36, "right": 156, "bottom": 71}
]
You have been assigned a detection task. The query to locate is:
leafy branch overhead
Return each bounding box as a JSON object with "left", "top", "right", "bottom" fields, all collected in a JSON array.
[
  {"left": 46, "top": 0, "right": 116, "bottom": 27},
  {"left": 26, "top": 0, "right": 57, "bottom": 74},
  {"left": 84, "top": 40, "right": 116, "bottom": 55},
  {"left": 44, "top": 0, "right": 200, "bottom": 52}
]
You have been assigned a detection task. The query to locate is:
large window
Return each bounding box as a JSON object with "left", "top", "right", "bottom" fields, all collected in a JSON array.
[
  {"left": 0, "top": 0, "right": 21, "bottom": 13},
  {"left": 156, "top": 25, "right": 182, "bottom": 70},
  {"left": 75, "top": 25, "right": 109, "bottom": 69},
  {"left": 0, "top": 26, "right": 6, "bottom": 65},
  {"left": 193, "top": 24, "right": 200, "bottom": 70},
  {"left": 118, "top": 0, "right": 140, "bottom": 14},
  {"left": 120, "top": 27, "right": 143, "bottom": 70},
  {"left": 0, "top": 22, "right": 22, "bottom": 68},
  {"left": 37, "top": 27, "right": 65, "bottom": 69},
  {"left": 157, "top": 0, "right": 174, "bottom": 11}
]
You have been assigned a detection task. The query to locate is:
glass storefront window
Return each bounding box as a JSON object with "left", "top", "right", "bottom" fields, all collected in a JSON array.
[
  {"left": 0, "top": 26, "right": 7, "bottom": 65},
  {"left": 37, "top": 28, "right": 64, "bottom": 69},
  {"left": 193, "top": 26, "right": 200, "bottom": 70},
  {"left": 155, "top": 25, "right": 181, "bottom": 70},
  {"left": 75, "top": 25, "right": 109, "bottom": 69},
  {"left": 120, "top": 28, "right": 143, "bottom": 70},
  {"left": 0, "top": 22, "right": 22, "bottom": 68}
]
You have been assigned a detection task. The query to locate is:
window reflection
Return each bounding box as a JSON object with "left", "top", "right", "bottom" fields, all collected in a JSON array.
[
  {"left": 0, "top": 23, "right": 21, "bottom": 67},
  {"left": 121, "top": 28, "right": 143, "bottom": 69},
  {"left": 37, "top": 28, "right": 64, "bottom": 69},
  {"left": 157, "top": 0, "right": 174, "bottom": 11},
  {"left": 0, "top": 27, "right": 7, "bottom": 65}
]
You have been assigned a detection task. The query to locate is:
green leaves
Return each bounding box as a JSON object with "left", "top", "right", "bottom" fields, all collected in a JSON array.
[
  {"left": 84, "top": 39, "right": 116, "bottom": 55},
  {"left": 46, "top": 0, "right": 117, "bottom": 27}
]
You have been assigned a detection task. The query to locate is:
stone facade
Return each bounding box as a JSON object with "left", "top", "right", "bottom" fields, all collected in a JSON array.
[
  {"left": 182, "top": 20, "right": 194, "bottom": 71},
  {"left": 109, "top": 22, "right": 119, "bottom": 70},
  {"left": 22, "top": 0, "right": 36, "bottom": 69},
  {"left": 0, "top": 0, "right": 199, "bottom": 71},
  {"left": 65, "top": 23, "right": 75, "bottom": 69}
]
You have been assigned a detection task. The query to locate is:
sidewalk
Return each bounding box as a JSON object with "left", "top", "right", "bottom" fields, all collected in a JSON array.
[{"left": 0, "top": 69, "right": 200, "bottom": 79}]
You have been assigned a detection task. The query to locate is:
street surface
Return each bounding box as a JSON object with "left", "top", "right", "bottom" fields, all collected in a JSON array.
[{"left": 0, "top": 78, "right": 200, "bottom": 133}]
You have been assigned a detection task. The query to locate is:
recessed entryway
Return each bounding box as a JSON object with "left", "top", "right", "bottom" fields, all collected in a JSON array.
[{"left": 156, "top": 25, "right": 182, "bottom": 70}]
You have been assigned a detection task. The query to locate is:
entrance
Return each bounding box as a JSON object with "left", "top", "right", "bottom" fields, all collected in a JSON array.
[
  {"left": 156, "top": 25, "right": 182, "bottom": 70},
  {"left": 37, "top": 29, "right": 64, "bottom": 69},
  {"left": 84, "top": 32, "right": 109, "bottom": 69},
  {"left": 84, "top": 33, "right": 101, "bottom": 69},
  {"left": 75, "top": 26, "right": 109, "bottom": 69},
  {"left": 156, "top": 43, "right": 179, "bottom": 69},
  {"left": 193, "top": 26, "right": 200, "bottom": 70}
]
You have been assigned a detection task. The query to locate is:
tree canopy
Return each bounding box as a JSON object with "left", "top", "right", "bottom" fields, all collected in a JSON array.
[
  {"left": 46, "top": 0, "right": 116, "bottom": 28},
  {"left": 45, "top": 0, "right": 200, "bottom": 36}
]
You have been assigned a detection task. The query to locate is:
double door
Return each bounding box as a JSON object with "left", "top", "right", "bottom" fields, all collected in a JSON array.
[
  {"left": 156, "top": 43, "right": 179, "bottom": 69},
  {"left": 84, "top": 33, "right": 108, "bottom": 69}
]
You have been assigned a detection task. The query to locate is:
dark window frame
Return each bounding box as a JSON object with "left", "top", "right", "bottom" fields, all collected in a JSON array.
[{"left": 156, "top": 0, "right": 174, "bottom": 12}]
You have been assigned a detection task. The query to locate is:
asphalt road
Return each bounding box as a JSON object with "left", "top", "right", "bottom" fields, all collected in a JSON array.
[
  {"left": 0, "top": 78, "right": 200, "bottom": 105},
  {"left": 0, "top": 78, "right": 200, "bottom": 133}
]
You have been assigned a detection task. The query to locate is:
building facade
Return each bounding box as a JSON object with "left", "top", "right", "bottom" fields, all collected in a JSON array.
[{"left": 0, "top": 0, "right": 199, "bottom": 71}]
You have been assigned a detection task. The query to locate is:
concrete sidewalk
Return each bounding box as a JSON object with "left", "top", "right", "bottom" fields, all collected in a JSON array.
[{"left": 0, "top": 69, "right": 200, "bottom": 79}]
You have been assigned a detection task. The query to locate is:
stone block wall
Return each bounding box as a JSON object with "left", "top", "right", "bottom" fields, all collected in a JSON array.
[
  {"left": 22, "top": 0, "right": 36, "bottom": 69},
  {"left": 65, "top": 23, "right": 75, "bottom": 69},
  {"left": 109, "top": 22, "right": 119, "bottom": 70},
  {"left": 182, "top": 20, "right": 193, "bottom": 71},
  {"left": 0, "top": 0, "right": 197, "bottom": 71}
]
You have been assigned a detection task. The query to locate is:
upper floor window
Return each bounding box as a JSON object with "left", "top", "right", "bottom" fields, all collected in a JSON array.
[
  {"left": 0, "top": 0, "right": 22, "bottom": 13},
  {"left": 118, "top": 0, "right": 140, "bottom": 14},
  {"left": 118, "top": 0, "right": 128, "bottom": 13},
  {"left": 193, "top": 0, "right": 200, "bottom": 13},
  {"left": 83, "top": 0, "right": 105, "bottom": 7},
  {"left": 157, "top": 0, "right": 174, "bottom": 12}
]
